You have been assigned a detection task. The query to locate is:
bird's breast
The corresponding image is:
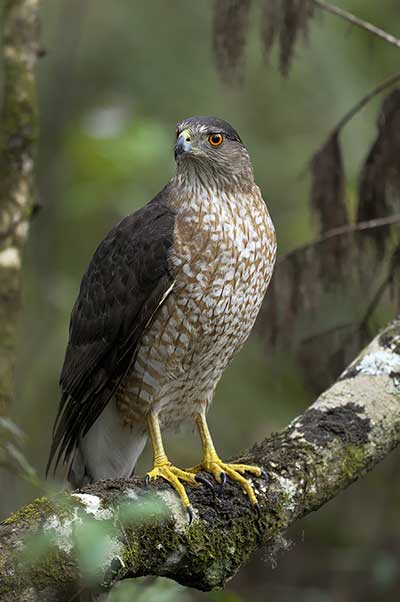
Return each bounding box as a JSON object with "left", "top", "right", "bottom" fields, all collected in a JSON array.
[
  {"left": 169, "top": 189, "right": 276, "bottom": 353},
  {"left": 116, "top": 188, "right": 276, "bottom": 426}
]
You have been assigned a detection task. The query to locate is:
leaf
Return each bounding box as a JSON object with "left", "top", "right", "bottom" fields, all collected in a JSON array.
[
  {"left": 0, "top": 418, "right": 38, "bottom": 484},
  {"left": 357, "top": 88, "right": 400, "bottom": 256},
  {"left": 311, "top": 133, "right": 348, "bottom": 234},
  {"left": 19, "top": 532, "right": 54, "bottom": 567},
  {"left": 257, "top": 226, "right": 398, "bottom": 393},
  {"left": 309, "top": 132, "right": 352, "bottom": 286},
  {"left": 279, "top": 0, "right": 314, "bottom": 76},
  {"left": 118, "top": 493, "right": 167, "bottom": 526},
  {"left": 213, "top": 0, "right": 315, "bottom": 81},
  {"left": 261, "top": 0, "right": 280, "bottom": 59},
  {"left": 0, "top": 416, "right": 25, "bottom": 442},
  {"left": 213, "top": 0, "right": 252, "bottom": 83},
  {"left": 109, "top": 579, "right": 191, "bottom": 602},
  {"left": 4, "top": 442, "right": 37, "bottom": 481},
  {"left": 75, "top": 518, "right": 119, "bottom": 584}
]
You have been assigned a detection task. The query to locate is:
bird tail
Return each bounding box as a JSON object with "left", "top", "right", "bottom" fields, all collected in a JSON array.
[{"left": 67, "top": 399, "right": 148, "bottom": 489}]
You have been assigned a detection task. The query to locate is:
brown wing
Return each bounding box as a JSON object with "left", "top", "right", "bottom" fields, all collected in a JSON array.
[{"left": 47, "top": 188, "right": 176, "bottom": 475}]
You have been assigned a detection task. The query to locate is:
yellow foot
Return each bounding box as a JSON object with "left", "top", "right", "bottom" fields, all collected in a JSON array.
[
  {"left": 146, "top": 462, "right": 198, "bottom": 511},
  {"left": 187, "top": 458, "right": 265, "bottom": 506}
]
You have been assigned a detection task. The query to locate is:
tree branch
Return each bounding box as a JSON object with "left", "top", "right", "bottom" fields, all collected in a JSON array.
[
  {"left": 331, "top": 71, "right": 400, "bottom": 136},
  {"left": 279, "top": 213, "right": 400, "bottom": 264},
  {"left": 301, "top": 73, "right": 400, "bottom": 182},
  {"left": 0, "top": 0, "right": 40, "bottom": 415},
  {"left": 313, "top": 0, "right": 400, "bottom": 50},
  {"left": 1, "top": 317, "right": 400, "bottom": 600}
]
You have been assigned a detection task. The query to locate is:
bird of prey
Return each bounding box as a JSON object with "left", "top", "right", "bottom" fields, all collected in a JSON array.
[{"left": 47, "top": 116, "right": 276, "bottom": 514}]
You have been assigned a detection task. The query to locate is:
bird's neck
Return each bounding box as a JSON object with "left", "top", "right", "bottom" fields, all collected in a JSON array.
[
  {"left": 168, "top": 163, "right": 256, "bottom": 210},
  {"left": 166, "top": 173, "right": 264, "bottom": 220}
]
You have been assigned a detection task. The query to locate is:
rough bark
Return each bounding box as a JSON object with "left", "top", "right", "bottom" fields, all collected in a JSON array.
[
  {"left": 0, "top": 0, "right": 39, "bottom": 415},
  {"left": 1, "top": 317, "right": 399, "bottom": 601}
]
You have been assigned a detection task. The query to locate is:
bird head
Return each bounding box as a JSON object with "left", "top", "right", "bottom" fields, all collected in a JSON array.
[{"left": 174, "top": 116, "right": 254, "bottom": 191}]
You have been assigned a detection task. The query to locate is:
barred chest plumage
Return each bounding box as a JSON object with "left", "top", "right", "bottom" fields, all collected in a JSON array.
[{"left": 116, "top": 186, "right": 276, "bottom": 428}]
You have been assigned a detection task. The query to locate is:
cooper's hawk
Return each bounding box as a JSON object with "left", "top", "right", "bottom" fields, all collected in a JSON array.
[{"left": 47, "top": 116, "right": 277, "bottom": 515}]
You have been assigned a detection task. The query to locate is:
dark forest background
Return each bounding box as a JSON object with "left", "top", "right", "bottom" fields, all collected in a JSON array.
[{"left": 2, "top": 1, "right": 400, "bottom": 601}]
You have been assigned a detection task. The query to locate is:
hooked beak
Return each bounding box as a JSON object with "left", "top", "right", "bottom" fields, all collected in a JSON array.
[{"left": 174, "top": 131, "right": 192, "bottom": 161}]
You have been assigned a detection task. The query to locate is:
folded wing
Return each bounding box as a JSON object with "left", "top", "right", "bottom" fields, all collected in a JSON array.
[{"left": 47, "top": 190, "right": 176, "bottom": 475}]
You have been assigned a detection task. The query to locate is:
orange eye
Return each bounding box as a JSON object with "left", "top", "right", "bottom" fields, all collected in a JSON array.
[{"left": 208, "top": 133, "right": 223, "bottom": 147}]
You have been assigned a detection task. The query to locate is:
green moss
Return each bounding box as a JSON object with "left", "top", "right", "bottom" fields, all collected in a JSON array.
[
  {"left": 2, "top": 494, "right": 76, "bottom": 526},
  {"left": 121, "top": 543, "right": 138, "bottom": 566},
  {"left": 118, "top": 508, "right": 264, "bottom": 591},
  {"left": 340, "top": 444, "right": 366, "bottom": 480},
  {"left": 26, "top": 545, "right": 76, "bottom": 589},
  {"left": 0, "top": 505, "right": 78, "bottom": 597},
  {"left": 185, "top": 516, "right": 267, "bottom": 589},
  {"left": 0, "top": 546, "right": 77, "bottom": 596},
  {"left": 2, "top": 497, "right": 52, "bottom": 525}
]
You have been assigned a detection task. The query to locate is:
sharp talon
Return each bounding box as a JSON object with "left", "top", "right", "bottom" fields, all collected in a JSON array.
[
  {"left": 187, "top": 505, "right": 194, "bottom": 524},
  {"left": 110, "top": 556, "right": 123, "bottom": 573},
  {"left": 253, "top": 503, "right": 261, "bottom": 518},
  {"left": 145, "top": 475, "right": 151, "bottom": 486},
  {"left": 191, "top": 455, "right": 262, "bottom": 507},
  {"left": 260, "top": 468, "right": 269, "bottom": 483},
  {"left": 195, "top": 474, "right": 215, "bottom": 494}
]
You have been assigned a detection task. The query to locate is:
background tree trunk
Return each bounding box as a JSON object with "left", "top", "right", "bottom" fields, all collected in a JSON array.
[{"left": 0, "top": 0, "right": 39, "bottom": 415}]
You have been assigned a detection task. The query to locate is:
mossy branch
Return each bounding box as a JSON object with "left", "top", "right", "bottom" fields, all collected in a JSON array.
[
  {"left": 0, "top": 0, "right": 40, "bottom": 415},
  {"left": 1, "top": 317, "right": 400, "bottom": 600}
]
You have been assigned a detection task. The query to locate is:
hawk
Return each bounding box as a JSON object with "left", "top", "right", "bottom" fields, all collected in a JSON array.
[{"left": 47, "top": 116, "right": 277, "bottom": 515}]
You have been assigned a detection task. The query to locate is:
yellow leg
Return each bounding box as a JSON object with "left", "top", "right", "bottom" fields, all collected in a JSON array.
[
  {"left": 187, "top": 411, "right": 263, "bottom": 506},
  {"left": 146, "top": 411, "right": 197, "bottom": 510}
]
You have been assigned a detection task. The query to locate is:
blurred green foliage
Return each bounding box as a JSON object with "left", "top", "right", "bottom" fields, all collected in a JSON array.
[
  {"left": 109, "top": 578, "right": 192, "bottom": 602},
  {"left": 14, "top": 491, "right": 170, "bottom": 594},
  {"left": 118, "top": 493, "right": 167, "bottom": 525},
  {"left": 0, "top": 417, "right": 38, "bottom": 486},
  {"left": 1, "top": 1, "right": 400, "bottom": 600}
]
